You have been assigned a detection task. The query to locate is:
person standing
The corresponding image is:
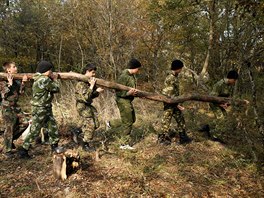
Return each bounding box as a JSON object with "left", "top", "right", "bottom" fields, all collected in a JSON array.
[
  {"left": 0, "top": 62, "right": 29, "bottom": 157},
  {"left": 74, "top": 64, "right": 104, "bottom": 151},
  {"left": 19, "top": 61, "right": 60, "bottom": 159},
  {"left": 158, "top": 59, "right": 192, "bottom": 145},
  {"left": 109, "top": 58, "right": 141, "bottom": 150},
  {"left": 205, "top": 70, "right": 248, "bottom": 141}
]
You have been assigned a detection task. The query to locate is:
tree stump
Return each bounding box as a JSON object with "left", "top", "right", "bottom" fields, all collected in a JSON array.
[{"left": 53, "top": 149, "right": 80, "bottom": 180}]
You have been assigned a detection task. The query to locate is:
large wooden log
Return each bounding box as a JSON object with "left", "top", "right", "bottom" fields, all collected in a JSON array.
[{"left": 0, "top": 72, "right": 248, "bottom": 105}]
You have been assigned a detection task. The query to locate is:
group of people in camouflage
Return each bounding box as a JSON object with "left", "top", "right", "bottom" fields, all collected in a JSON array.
[{"left": 0, "top": 58, "right": 241, "bottom": 158}]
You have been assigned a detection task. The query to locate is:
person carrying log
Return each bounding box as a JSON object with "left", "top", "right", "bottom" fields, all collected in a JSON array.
[
  {"left": 158, "top": 59, "right": 192, "bottom": 146},
  {"left": 107, "top": 58, "right": 141, "bottom": 150},
  {"left": 74, "top": 63, "right": 104, "bottom": 152},
  {"left": 200, "top": 70, "right": 249, "bottom": 142},
  {"left": 19, "top": 61, "right": 60, "bottom": 159},
  {"left": 0, "top": 61, "right": 29, "bottom": 157}
]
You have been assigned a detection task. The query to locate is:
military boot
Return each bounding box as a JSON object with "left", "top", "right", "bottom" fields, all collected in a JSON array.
[
  {"left": 198, "top": 124, "right": 211, "bottom": 138},
  {"left": 3, "top": 151, "right": 14, "bottom": 158},
  {"left": 51, "top": 143, "right": 58, "bottom": 153},
  {"left": 71, "top": 128, "right": 81, "bottom": 144},
  {"left": 158, "top": 133, "right": 172, "bottom": 146},
  {"left": 18, "top": 147, "right": 31, "bottom": 159},
  {"left": 179, "top": 132, "right": 192, "bottom": 144},
  {"left": 12, "top": 143, "right": 16, "bottom": 149},
  {"left": 82, "top": 142, "right": 96, "bottom": 152}
]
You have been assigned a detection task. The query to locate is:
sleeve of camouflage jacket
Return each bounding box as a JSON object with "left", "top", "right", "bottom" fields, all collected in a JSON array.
[
  {"left": 75, "top": 82, "right": 94, "bottom": 103},
  {"left": 116, "top": 74, "right": 129, "bottom": 98},
  {"left": 44, "top": 78, "right": 60, "bottom": 93},
  {"left": 210, "top": 80, "right": 222, "bottom": 96},
  {"left": 0, "top": 81, "right": 10, "bottom": 100}
]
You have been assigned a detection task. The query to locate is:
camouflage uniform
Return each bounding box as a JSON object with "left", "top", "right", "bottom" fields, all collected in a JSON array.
[
  {"left": 110, "top": 69, "right": 136, "bottom": 144},
  {"left": 160, "top": 71, "right": 186, "bottom": 137},
  {"left": 209, "top": 78, "right": 234, "bottom": 136},
  {"left": 0, "top": 80, "right": 28, "bottom": 152},
  {"left": 75, "top": 81, "right": 100, "bottom": 143},
  {"left": 22, "top": 73, "right": 60, "bottom": 150}
]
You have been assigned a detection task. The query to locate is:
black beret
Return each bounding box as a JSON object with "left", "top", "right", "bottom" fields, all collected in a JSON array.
[
  {"left": 227, "top": 70, "right": 239, "bottom": 79},
  {"left": 36, "top": 61, "right": 54, "bottom": 73},
  {"left": 171, "top": 59, "right": 184, "bottom": 70},
  {"left": 128, "top": 58, "right": 142, "bottom": 69}
]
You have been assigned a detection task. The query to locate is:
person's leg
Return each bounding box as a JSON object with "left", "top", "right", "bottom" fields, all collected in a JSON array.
[
  {"left": 173, "top": 108, "right": 192, "bottom": 144},
  {"left": 115, "top": 99, "right": 135, "bottom": 145},
  {"left": 211, "top": 106, "right": 225, "bottom": 136},
  {"left": 13, "top": 112, "right": 29, "bottom": 141},
  {"left": 109, "top": 119, "right": 122, "bottom": 128},
  {"left": 158, "top": 104, "right": 174, "bottom": 145},
  {"left": 76, "top": 106, "right": 98, "bottom": 151},
  {"left": 2, "top": 109, "right": 17, "bottom": 153},
  {"left": 20, "top": 108, "right": 45, "bottom": 158},
  {"left": 46, "top": 109, "right": 59, "bottom": 151},
  {"left": 79, "top": 117, "right": 96, "bottom": 151},
  {"left": 22, "top": 113, "right": 43, "bottom": 150}
]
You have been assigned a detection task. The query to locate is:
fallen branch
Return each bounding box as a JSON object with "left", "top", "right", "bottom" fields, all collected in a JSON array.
[{"left": 0, "top": 72, "right": 248, "bottom": 105}]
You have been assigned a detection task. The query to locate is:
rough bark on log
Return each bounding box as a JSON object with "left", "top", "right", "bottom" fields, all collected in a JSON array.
[{"left": 0, "top": 72, "right": 248, "bottom": 105}]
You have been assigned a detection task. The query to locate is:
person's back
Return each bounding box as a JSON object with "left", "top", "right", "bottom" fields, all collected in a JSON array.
[
  {"left": 31, "top": 73, "right": 59, "bottom": 107},
  {"left": 19, "top": 61, "right": 60, "bottom": 159},
  {"left": 210, "top": 78, "right": 234, "bottom": 98}
]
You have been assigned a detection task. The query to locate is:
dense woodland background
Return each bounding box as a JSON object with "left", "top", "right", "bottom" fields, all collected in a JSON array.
[{"left": 0, "top": 0, "right": 264, "bottom": 197}]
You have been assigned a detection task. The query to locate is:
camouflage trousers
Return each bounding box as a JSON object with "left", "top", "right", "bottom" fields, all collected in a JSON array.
[
  {"left": 209, "top": 103, "right": 227, "bottom": 137},
  {"left": 161, "top": 104, "right": 186, "bottom": 135},
  {"left": 77, "top": 105, "right": 99, "bottom": 142},
  {"left": 110, "top": 98, "right": 136, "bottom": 144},
  {"left": 23, "top": 106, "right": 59, "bottom": 150},
  {"left": 2, "top": 107, "right": 29, "bottom": 152}
]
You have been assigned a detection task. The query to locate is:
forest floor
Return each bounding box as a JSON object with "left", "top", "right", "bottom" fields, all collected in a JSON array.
[{"left": 0, "top": 123, "right": 263, "bottom": 197}]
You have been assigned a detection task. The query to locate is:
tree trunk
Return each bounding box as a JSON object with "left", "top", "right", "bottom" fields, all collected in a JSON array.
[
  {"left": 0, "top": 72, "right": 248, "bottom": 105},
  {"left": 246, "top": 62, "right": 264, "bottom": 148},
  {"left": 53, "top": 149, "right": 80, "bottom": 180},
  {"left": 200, "top": 0, "right": 216, "bottom": 78},
  {"left": 58, "top": 36, "right": 63, "bottom": 72}
]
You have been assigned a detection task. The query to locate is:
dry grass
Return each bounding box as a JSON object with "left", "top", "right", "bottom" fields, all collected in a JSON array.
[{"left": 0, "top": 81, "right": 264, "bottom": 197}]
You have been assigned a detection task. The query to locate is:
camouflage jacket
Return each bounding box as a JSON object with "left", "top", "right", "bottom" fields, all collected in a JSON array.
[
  {"left": 31, "top": 73, "right": 60, "bottom": 108},
  {"left": 75, "top": 81, "right": 99, "bottom": 105},
  {"left": 162, "top": 71, "right": 180, "bottom": 98},
  {"left": 116, "top": 69, "right": 136, "bottom": 101},
  {"left": 210, "top": 78, "right": 233, "bottom": 98},
  {"left": 0, "top": 79, "right": 25, "bottom": 109}
]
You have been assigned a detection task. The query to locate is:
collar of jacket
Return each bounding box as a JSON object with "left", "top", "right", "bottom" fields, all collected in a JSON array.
[
  {"left": 167, "top": 70, "right": 178, "bottom": 77},
  {"left": 124, "top": 69, "right": 134, "bottom": 76},
  {"left": 224, "top": 78, "right": 230, "bottom": 85}
]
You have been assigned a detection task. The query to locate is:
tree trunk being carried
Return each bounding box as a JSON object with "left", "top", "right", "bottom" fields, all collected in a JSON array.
[{"left": 0, "top": 72, "right": 248, "bottom": 105}]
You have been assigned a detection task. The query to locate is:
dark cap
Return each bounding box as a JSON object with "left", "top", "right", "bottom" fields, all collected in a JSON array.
[
  {"left": 82, "top": 63, "right": 97, "bottom": 74},
  {"left": 36, "top": 61, "right": 54, "bottom": 73},
  {"left": 171, "top": 59, "right": 184, "bottom": 70},
  {"left": 128, "top": 58, "right": 141, "bottom": 69},
  {"left": 227, "top": 70, "right": 239, "bottom": 79}
]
